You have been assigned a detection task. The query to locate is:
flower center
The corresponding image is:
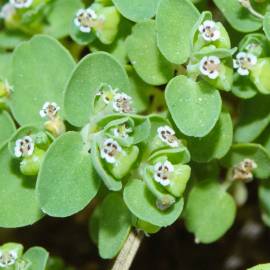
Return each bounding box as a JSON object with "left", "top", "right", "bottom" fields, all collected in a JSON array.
[
  {"left": 113, "top": 94, "right": 133, "bottom": 113},
  {"left": 78, "top": 12, "right": 95, "bottom": 28},
  {"left": 0, "top": 251, "right": 17, "bottom": 267},
  {"left": 202, "top": 59, "right": 219, "bottom": 74},
  {"left": 203, "top": 26, "right": 215, "bottom": 39},
  {"left": 238, "top": 56, "right": 253, "bottom": 70}
]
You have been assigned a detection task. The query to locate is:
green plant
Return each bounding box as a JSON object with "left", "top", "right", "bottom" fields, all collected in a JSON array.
[
  {"left": 1, "top": 0, "right": 270, "bottom": 268},
  {"left": 0, "top": 242, "right": 72, "bottom": 270}
]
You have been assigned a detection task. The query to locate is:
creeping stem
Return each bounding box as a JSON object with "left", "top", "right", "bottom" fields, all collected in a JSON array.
[{"left": 111, "top": 230, "right": 144, "bottom": 270}]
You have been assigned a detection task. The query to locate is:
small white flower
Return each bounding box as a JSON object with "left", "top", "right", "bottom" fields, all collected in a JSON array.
[
  {"left": 233, "top": 52, "right": 257, "bottom": 76},
  {"left": 113, "top": 125, "right": 132, "bottom": 139},
  {"left": 74, "top": 8, "right": 97, "bottom": 33},
  {"left": 100, "top": 138, "right": 122, "bottom": 164},
  {"left": 153, "top": 160, "right": 174, "bottom": 187},
  {"left": 199, "top": 56, "right": 221, "bottom": 79},
  {"left": 0, "top": 3, "right": 15, "bottom": 19},
  {"left": 39, "top": 102, "right": 60, "bottom": 120},
  {"left": 112, "top": 93, "right": 133, "bottom": 113},
  {"left": 157, "top": 125, "right": 179, "bottom": 148},
  {"left": 0, "top": 250, "right": 18, "bottom": 267},
  {"left": 14, "top": 136, "right": 34, "bottom": 158},
  {"left": 198, "top": 20, "right": 220, "bottom": 42},
  {"left": 10, "top": 0, "right": 33, "bottom": 9}
]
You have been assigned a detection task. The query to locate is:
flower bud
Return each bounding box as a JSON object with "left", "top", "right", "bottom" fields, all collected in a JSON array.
[
  {"left": 20, "top": 148, "right": 45, "bottom": 176},
  {"left": 44, "top": 117, "right": 66, "bottom": 137}
]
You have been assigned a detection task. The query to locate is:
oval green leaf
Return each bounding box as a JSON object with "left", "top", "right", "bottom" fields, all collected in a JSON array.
[
  {"left": 213, "top": 0, "right": 262, "bottom": 33},
  {"left": 123, "top": 179, "right": 184, "bottom": 227},
  {"left": 187, "top": 111, "right": 233, "bottom": 162},
  {"left": 64, "top": 52, "right": 131, "bottom": 127},
  {"left": 23, "top": 247, "right": 49, "bottom": 270},
  {"left": 11, "top": 35, "right": 75, "bottom": 126},
  {"left": 112, "top": 0, "right": 160, "bottom": 22},
  {"left": 98, "top": 193, "right": 132, "bottom": 259},
  {"left": 45, "top": 0, "right": 83, "bottom": 38},
  {"left": 37, "top": 131, "right": 100, "bottom": 217},
  {"left": 156, "top": 0, "right": 199, "bottom": 64},
  {"left": 184, "top": 179, "right": 236, "bottom": 243},
  {"left": 165, "top": 75, "right": 222, "bottom": 137},
  {"left": 126, "top": 20, "right": 174, "bottom": 86},
  {"left": 235, "top": 95, "right": 270, "bottom": 143},
  {"left": 0, "top": 143, "right": 43, "bottom": 227}
]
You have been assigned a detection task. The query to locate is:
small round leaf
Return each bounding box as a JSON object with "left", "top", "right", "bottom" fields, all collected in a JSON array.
[
  {"left": 37, "top": 131, "right": 100, "bottom": 217},
  {"left": 112, "top": 0, "right": 160, "bottom": 22},
  {"left": 0, "top": 144, "right": 43, "bottom": 227},
  {"left": 126, "top": 20, "right": 174, "bottom": 85},
  {"left": 123, "top": 179, "right": 184, "bottom": 227},
  {"left": 98, "top": 193, "right": 132, "bottom": 259},
  {"left": 156, "top": 0, "right": 199, "bottom": 64},
  {"left": 165, "top": 75, "right": 222, "bottom": 137},
  {"left": 185, "top": 179, "right": 236, "bottom": 243},
  {"left": 11, "top": 35, "right": 75, "bottom": 126},
  {"left": 187, "top": 111, "right": 233, "bottom": 162},
  {"left": 64, "top": 52, "right": 131, "bottom": 127}
]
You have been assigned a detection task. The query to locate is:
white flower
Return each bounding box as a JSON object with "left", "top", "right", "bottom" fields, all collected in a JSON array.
[
  {"left": 0, "top": 250, "right": 18, "bottom": 267},
  {"left": 0, "top": 3, "right": 15, "bottom": 19},
  {"left": 113, "top": 125, "right": 132, "bottom": 139},
  {"left": 39, "top": 102, "right": 60, "bottom": 120},
  {"left": 233, "top": 52, "right": 257, "bottom": 76},
  {"left": 14, "top": 136, "right": 34, "bottom": 158},
  {"left": 100, "top": 138, "right": 122, "bottom": 164},
  {"left": 199, "top": 56, "right": 221, "bottom": 79},
  {"left": 74, "top": 8, "right": 97, "bottom": 33},
  {"left": 157, "top": 126, "right": 179, "bottom": 148},
  {"left": 198, "top": 20, "right": 220, "bottom": 42},
  {"left": 153, "top": 160, "right": 174, "bottom": 187},
  {"left": 10, "top": 0, "right": 33, "bottom": 9},
  {"left": 112, "top": 93, "right": 133, "bottom": 113}
]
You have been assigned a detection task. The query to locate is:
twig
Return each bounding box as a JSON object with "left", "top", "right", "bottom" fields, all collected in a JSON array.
[{"left": 111, "top": 230, "right": 144, "bottom": 270}]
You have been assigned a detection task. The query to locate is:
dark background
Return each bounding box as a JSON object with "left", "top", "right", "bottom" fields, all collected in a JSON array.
[{"left": 1, "top": 182, "right": 270, "bottom": 270}]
